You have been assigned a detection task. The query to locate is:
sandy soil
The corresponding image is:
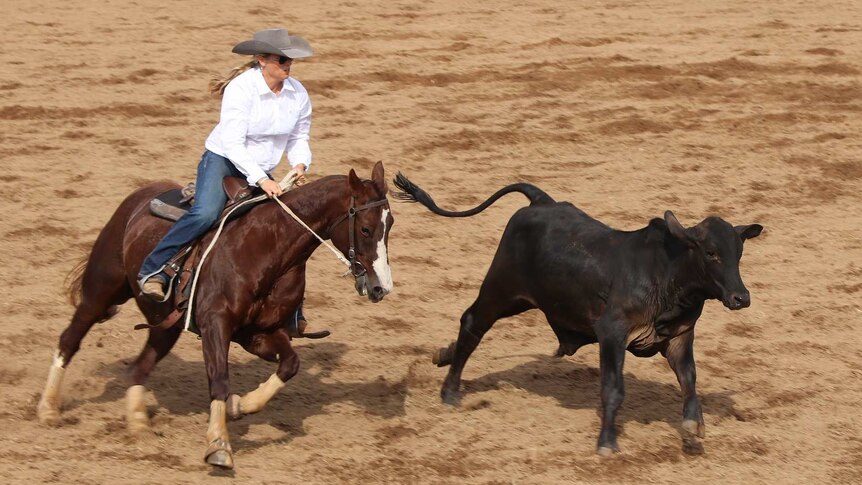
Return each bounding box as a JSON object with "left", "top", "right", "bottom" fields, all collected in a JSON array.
[{"left": 1, "top": 0, "right": 861, "bottom": 483}]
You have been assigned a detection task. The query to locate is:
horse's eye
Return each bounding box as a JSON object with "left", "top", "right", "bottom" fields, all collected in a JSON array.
[{"left": 361, "top": 227, "right": 372, "bottom": 237}]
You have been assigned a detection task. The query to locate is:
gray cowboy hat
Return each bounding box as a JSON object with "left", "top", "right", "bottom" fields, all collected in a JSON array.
[{"left": 232, "top": 28, "right": 313, "bottom": 59}]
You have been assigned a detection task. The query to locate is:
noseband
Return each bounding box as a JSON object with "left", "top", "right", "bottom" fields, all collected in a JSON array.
[{"left": 329, "top": 197, "right": 389, "bottom": 279}]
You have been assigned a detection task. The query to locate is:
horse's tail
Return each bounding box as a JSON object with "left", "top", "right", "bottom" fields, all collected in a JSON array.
[
  {"left": 65, "top": 254, "right": 89, "bottom": 307},
  {"left": 392, "top": 172, "right": 555, "bottom": 218}
]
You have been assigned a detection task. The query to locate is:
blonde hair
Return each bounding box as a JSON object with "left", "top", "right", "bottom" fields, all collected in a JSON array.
[{"left": 208, "top": 56, "right": 263, "bottom": 98}]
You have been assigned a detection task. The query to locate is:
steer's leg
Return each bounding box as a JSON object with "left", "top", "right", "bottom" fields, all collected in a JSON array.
[
  {"left": 595, "top": 312, "right": 626, "bottom": 456},
  {"left": 227, "top": 330, "right": 299, "bottom": 418},
  {"left": 440, "top": 285, "right": 532, "bottom": 406},
  {"left": 662, "top": 330, "right": 705, "bottom": 452}
]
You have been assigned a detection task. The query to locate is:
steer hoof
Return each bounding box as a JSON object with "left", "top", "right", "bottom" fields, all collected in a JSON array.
[
  {"left": 596, "top": 446, "right": 619, "bottom": 457},
  {"left": 681, "top": 420, "right": 705, "bottom": 455},
  {"left": 205, "top": 439, "right": 234, "bottom": 469},
  {"left": 432, "top": 342, "right": 455, "bottom": 367},
  {"left": 440, "top": 388, "right": 461, "bottom": 407},
  {"left": 682, "top": 419, "right": 705, "bottom": 438}
]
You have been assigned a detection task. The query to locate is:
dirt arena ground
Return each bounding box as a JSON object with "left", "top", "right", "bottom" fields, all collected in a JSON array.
[{"left": 1, "top": 0, "right": 860, "bottom": 483}]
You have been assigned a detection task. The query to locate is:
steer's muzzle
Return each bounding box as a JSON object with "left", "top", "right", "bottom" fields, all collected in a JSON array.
[{"left": 723, "top": 291, "right": 751, "bottom": 310}]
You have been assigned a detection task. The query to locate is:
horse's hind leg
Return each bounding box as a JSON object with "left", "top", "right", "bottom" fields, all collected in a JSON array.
[
  {"left": 125, "top": 325, "right": 182, "bottom": 434},
  {"left": 227, "top": 330, "right": 298, "bottom": 419},
  {"left": 37, "top": 225, "right": 133, "bottom": 425},
  {"left": 37, "top": 272, "right": 131, "bottom": 425}
]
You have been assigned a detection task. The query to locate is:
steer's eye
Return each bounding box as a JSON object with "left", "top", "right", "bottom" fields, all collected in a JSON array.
[
  {"left": 705, "top": 249, "right": 720, "bottom": 261},
  {"left": 361, "top": 227, "right": 372, "bottom": 237}
]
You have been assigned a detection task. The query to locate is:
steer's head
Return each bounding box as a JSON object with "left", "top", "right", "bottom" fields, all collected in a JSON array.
[{"left": 665, "top": 211, "right": 763, "bottom": 310}]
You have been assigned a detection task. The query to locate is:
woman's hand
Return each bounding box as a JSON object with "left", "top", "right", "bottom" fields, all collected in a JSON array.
[
  {"left": 294, "top": 164, "right": 308, "bottom": 186},
  {"left": 258, "top": 178, "right": 283, "bottom": 197}
]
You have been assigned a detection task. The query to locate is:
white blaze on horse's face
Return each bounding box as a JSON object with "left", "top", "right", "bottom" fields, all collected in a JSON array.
[{"left": 372, "top": 208, "right": 394, "bottom": 293}]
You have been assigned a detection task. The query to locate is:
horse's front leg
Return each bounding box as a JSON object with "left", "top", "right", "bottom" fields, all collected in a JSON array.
[
  {"left": 201, "top": 319, "right": 235, "bottom": 469},
  {"left": 227, "top": 330, "right": 299, "bottom": 418}
]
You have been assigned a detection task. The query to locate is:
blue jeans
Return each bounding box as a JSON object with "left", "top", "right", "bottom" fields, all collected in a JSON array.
[{"left": 137, "top": 150, "right": 245, "bottom": 282}]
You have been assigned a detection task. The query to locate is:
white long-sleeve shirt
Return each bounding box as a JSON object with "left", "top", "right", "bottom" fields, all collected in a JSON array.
[{"left": 205, "top": 67, "right": 312, "bottom": 185}]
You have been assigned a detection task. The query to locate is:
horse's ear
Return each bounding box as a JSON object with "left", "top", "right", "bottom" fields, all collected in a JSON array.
[
  {"left": 372, "top": 161, "right": 387, "bottom": 195},
  {"left": 348, "top": 168, "right": 363, "bottom": 194}
]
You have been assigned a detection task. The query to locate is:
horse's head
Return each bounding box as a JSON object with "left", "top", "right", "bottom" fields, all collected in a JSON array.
[{"left": 329, "top": 161, "right": 394, "bottom": 302}]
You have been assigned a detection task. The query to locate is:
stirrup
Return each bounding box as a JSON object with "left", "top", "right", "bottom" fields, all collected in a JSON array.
[
  {"left": 288, "top": 317, "right": 330, "bottom": 339},
  {"left": 138, "top": 272, "right": 171, "bottom": 303}
]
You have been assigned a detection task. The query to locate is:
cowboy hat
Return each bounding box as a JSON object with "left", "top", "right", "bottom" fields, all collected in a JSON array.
[{"left": 232, "top": 28, "right": 313, "bottom": 59}]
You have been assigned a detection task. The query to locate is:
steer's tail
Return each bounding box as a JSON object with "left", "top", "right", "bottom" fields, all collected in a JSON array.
[{"left": 392, "top": 172, "right": 555, "bottom": 217}]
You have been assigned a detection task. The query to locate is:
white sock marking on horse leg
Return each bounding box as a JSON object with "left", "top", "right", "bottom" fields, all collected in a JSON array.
[
  {"left": 126, "top": 385, "right": 149, "bottom": 433},
  {"left": 372, "top": 208, "right": 394, "bottom": 292},
  {"left": 204, "top": 399, "right": 234, "bottom": 467},
  {"left": 238, "top": 373, "right": 286, "bottom": 415},
  {"left": 206, "top": 400, "right": 229, "bottom": 444},
  {"left": 37, "top": 350, "right": 66, "bottom": 424}
]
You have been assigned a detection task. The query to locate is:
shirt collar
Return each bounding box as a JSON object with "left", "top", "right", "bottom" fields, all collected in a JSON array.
[{"left": 254, "top": 68, "right": 297, "bottom": 96}]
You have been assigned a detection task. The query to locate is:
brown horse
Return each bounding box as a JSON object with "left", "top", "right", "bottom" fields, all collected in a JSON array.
[{"left": 36, "top": 162, "right": 394, "bottom": 469}]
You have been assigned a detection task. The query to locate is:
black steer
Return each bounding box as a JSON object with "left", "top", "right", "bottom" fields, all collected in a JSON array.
[{"left": 393, "top": 173, "right": 763, "bottom": 455}]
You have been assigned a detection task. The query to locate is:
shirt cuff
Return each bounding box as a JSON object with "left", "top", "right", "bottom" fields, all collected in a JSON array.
[{"left": 246, "top": 168, "right": 269, "bottom": 186}]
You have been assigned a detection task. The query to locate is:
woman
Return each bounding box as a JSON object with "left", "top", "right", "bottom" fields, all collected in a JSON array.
[{"left": 138, "top": 28, "right": 314, "bottom": 315}]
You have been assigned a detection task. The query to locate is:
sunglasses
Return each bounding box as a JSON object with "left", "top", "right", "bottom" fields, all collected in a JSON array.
[{"left": 275, "top": 55, "right": 292, "bottom": 65}]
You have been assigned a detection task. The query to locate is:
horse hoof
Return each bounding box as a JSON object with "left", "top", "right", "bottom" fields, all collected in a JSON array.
[
  {"left": 205, "top": 439, "right": 235, "bottom": 469},
  {"left": 127, "top": 420, "right": 151, "bottom": 436},
  {"left": 206, "top": 450, "right": 235, "bottom": 469},
  {"left": 226, "top": 394, "right": 242, "bottom": 419},
  {"left": 37, "top": 402, "right": 62, "bottom": 427},
  {"left": 682, "top": 419, "right": 705, "bottom": 438},
  {"left": 596, "top": 446, "right": 618, "bottom": 457},
  {"left": 36, "top": 398, "right": 62, "bottom": 427}
]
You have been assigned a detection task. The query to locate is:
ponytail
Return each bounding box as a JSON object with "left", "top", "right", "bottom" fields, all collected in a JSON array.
[{"left": 208, "top": 57, "right": 261, "bottom": 98}]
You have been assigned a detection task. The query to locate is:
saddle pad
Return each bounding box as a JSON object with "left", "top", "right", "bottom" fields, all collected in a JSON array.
[
  {"left": 148, "top": 186, "right": 267, "bottom": 223},
  {"left": 149, "top": 188, "right": 191, "bottom": 222}
]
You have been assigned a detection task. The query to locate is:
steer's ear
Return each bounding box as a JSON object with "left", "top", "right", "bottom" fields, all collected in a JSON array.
[
  {"left": 348, "top": 168, "right": 364, "bottom": 195},
  {"left": 665, "top": 210, "right": 697, "bottom": 248},
  {"left": 735, "top": 224, "right": 763, "bottom": 241}
]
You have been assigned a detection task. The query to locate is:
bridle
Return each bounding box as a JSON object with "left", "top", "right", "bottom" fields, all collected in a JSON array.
[{"left": 329, "top": 196, "right": 389, "bottom": 281}]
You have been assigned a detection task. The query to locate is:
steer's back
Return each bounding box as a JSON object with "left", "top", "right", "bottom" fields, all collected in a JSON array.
[{"left": 486, "top": 202, "right": 617, "bottom": 328}]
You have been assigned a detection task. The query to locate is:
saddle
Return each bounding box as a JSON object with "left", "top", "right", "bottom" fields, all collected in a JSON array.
[
  {"left": 135, "top": 175, "right": 329, "bottom": 339},
  {"left": 149, "top": 176, "right": 259, "bottom": 222}
]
